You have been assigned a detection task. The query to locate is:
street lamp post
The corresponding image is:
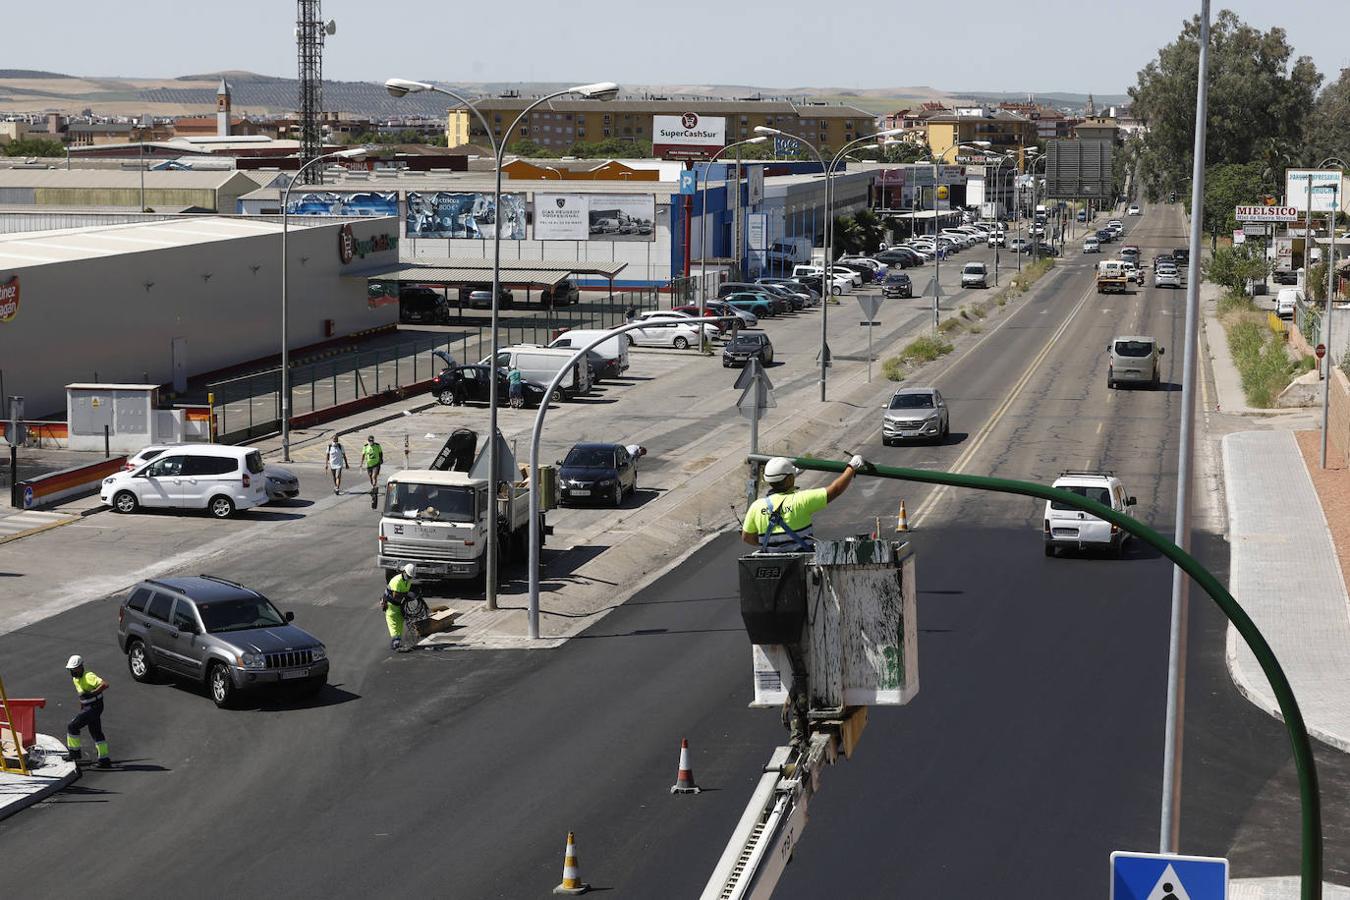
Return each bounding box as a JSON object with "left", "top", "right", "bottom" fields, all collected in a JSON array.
[
  {"left": 1319, "top": 156, "right": 1347, "bottom": 470},
  {"left": 280, "top": 146, "right": 370, "bottom": 463},
  {"left": 387, "top": 78, "right": 618, "bottom": 611},
  {"left": 753, "top": 126, "right": 903, "bottom": 400},
  {"left": 698, "top": 137, "right": 769, "bottom": 320}
]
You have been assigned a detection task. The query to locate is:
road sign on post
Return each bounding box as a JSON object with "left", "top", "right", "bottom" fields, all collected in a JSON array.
[
  {"left": 855, "top": 295, "right": 883, "bottom": 382},
  {"left": 1110, "top": 851, "right": 1228, "bottom": 899},
  {"left": 735, "top": 360, "right": 775, "bottom": 510}
]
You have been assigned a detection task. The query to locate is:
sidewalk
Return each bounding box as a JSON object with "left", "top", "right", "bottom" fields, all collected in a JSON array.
[
  {"left": 1223, "top": 429, "right": 1350, "bottom": 752},
  {"left": 0, "top": 492, "right": 107, "bottom": 546},
  {"left": 0, "top": 734, "right": 79, "bottom": 822}
]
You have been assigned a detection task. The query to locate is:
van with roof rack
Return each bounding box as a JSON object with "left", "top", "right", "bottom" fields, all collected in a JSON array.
[{"left": 1043, "top": 471, "right": 1137, "bottom": 558}]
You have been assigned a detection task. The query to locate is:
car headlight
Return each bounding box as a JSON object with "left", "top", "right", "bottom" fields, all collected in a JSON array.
[
  {"left": 596, "top": 479, "right": 615, "bottom": 488},
  {"left": 104, "top": 476, "right": 116, "bottom": 485},
  {"left": 311, "top": 645, "right": 327, "bottom": 662},
  {"left": 239, "top": 652, "right": 266, "bottom": 669}
]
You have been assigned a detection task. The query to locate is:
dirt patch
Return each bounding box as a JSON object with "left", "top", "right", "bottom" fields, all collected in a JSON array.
[{"left": 1296, "top": 429, "right": 1350, "bottom": 591}]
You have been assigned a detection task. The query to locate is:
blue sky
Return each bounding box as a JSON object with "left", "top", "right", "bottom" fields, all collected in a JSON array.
[{"left": 7, "top": 1, "right": 1348, "bottom": 96}]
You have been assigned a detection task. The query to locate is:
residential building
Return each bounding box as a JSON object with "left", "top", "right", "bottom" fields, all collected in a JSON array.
[
  {"left": 0, "top": 121, "right": 29, "bottom": 145},
  {"left": 458, "top": 96, "right": 876, "bottom": 153},
  {"left": 446, "top": 109, "right": 471, "bottom": 148},
  {"left": 1073, "top": 116, "right": 1119, "bottom": 143},
  {"left": 924, "top": 107, "right": 1037, "bottom": 163}
]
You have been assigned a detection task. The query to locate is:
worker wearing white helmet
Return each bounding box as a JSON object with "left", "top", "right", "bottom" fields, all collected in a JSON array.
[
  {"left": 381, "top": 563, "right": 418, "bottom": 652},
  {"left": 64, "top": 654, "right": 111, "bottom": 768},
  {"left": 741, "top": 454, "right": 867, "bottom": 553}
]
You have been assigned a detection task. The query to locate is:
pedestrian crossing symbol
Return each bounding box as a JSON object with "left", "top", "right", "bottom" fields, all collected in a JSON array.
[{"left": 1111, "top": 851, "right": 1228, "bottom": 900}]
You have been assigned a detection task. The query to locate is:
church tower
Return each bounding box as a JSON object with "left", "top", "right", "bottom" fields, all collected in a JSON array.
[{"left": 216, "top": 78, "right": 232, "bottom": 137}]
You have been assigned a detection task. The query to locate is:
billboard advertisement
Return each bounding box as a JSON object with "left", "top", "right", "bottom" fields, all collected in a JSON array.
[
  {"left": 285, "top": 191, "right": 399, "bottom": 217},
  {"left": 653, "top": 113, "right": 726, "bottom": 160},
  {"left": 1235, "top": 205, "right": 1299, "bottom": 223},
  {"left": 406, "top": 191, "right": 527, "bottom": 239},
  {"left": 535, "top": 193, "right": 655, "bottom": 241},
  {"left": 1286, "top": 169, "right": 1345, "bottom": 215},
  {"left": 747, "top": 167, "right": 764, "bottom": 206}
]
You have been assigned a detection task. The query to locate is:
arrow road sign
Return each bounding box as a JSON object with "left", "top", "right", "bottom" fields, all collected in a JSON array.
[
  {"left": 854, "top": 294, "right": 883, "bottom": 322},
  {"left": 737, "top": 380, "right": 776, "bottom": 417},
  {"left": 923, "top": 276, "right": 944, "bottom": 301},
  {"left": 1110, "top": 851, "right": 1228, "bottom": 900},
  {"left": 814, "top": 342, "right": 832, "bottom": 367}
]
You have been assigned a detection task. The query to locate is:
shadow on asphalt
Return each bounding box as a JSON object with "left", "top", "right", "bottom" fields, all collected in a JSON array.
[{"left": 264, "top": 498, "right": 316, "bottom": 510}]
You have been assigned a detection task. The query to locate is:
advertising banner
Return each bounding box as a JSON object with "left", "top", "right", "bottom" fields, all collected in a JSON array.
[
  {"left": 1235, "top": 205, "right": 1299, "bottom": 222},
  {"left": 285, "top": 191, "right": 398, "bottom": 217},
  {"left": 406, "top": 191, "right": 527, "bottom": 239},
  {"left": 1286, "top": 169, "right": 1345, "bottom": 215},
  {"left": 585, "top": 194, "right": 655, "bottom": 242},
  {"left": 653, "top": 113, "right": 726, "bottom": 160},
  {"left": 877, "top": 169, "right": 909, "bottom": 188},
  {"left": 0, "top": 276, "right": 17, "bottom": 323},
  {"left": 747, "top": 213, "right": 768, "bottom": 251},
  {"left": 534, "top": 193, "right": 590, "bottom": 240},
  {"left": 747, "top": 167, "right": 764, "bottom": 206}
]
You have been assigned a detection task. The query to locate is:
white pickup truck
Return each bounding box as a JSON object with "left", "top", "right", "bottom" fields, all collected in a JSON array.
[{"left": 377, "top": 469, "right": 541, "bottom": 582}]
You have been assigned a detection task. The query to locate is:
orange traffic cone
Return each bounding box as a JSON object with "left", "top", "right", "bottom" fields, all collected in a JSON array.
[
  {"left": 553, "top": 832, "right": 590, "bottom": 895},
  {"left": 670, "top": 738, "right": 702, "bottom": 794},
  {"left": 896, "top": 499, "right": 910, "bottom": 532}
]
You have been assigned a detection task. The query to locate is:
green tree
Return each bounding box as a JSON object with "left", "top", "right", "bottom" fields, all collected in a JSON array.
[
  {"left": 1205, "top": 243, "right": 1269, "bottom": 292},
  {"left": 1202, "top": 162, "right": 1275, "bottom": 235},
  {"left": 852, "top": 209, "right": 886, "bottom": 252},
  {"left": 831, "top": 215, "right": 862, "bottom": 256},
  {"left": 1129, "top": 10, "right": 1322, "bottom": 200},
  {"left": 1307, "top": 66, "right": 1350, "bottom": 164},
  {"left": 1, "top": 137, "right": 66, "bottom": 157},
  {"left": 506, "top": 139, "right": 553, "bottom": 157}
]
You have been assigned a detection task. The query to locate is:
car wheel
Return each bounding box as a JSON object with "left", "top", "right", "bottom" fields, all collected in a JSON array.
[
  {"left": 208, "top": 495, "right": 236, "bottom": 519},
  {"left": 208, "top": 663, "right": 235, "bottom": 709},
  {"left": 550, "top": 388, "right": 564, "bottom": 403},
  {"left": 1044, "top": 544, "right": 1056, "bottom": 558},
  {"left": 126, "top": 638, "right": 155, "bottom": 683},
  {"left": 673, "top": 336, "right": 690, "bottom": 350},
  {"left": 112, "top": 490, "right": 139, "bottom": 514},
  {"left": 437, "top": 389, "right": 455, "bottom": 406},
  {"left": 611, "top": 482, "right": 623, "bottom": 507},
  {"left": 626, "top": 335, "right": 636, "bottom": 347},
  {"left": 831, "top": 285, "right": 842, "bottom": 296}
]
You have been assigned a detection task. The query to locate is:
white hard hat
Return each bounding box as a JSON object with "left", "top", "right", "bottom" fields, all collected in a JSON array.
[
  {"left": 763, "top": 457, "right": 801, "bottom": 484},
  {"left": 66, "top": 655, "right": 83, "bottom": 670},
  {"left": 401, "top": 563, "right": 416, "bottom": 579}
]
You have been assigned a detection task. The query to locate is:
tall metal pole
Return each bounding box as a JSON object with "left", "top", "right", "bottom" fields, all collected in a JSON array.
[
  {"left": 1160, "top": 0, "right": 1210, "bottom": 855},
  {"left": 932, "top": 158, "right": 941, "bottom": 330},
  {"left": 1325, "top": 192, "right": 1336, "bottom": 466},
  {"left": 139, "top": 142, "right": 145, "bottom": 212}
]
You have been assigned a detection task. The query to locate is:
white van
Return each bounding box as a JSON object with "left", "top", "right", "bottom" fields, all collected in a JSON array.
[
  {"left": 1043, "top": 471, "right": 1136, "bottom": 557},
  {"left": 546, "top": 329, "right": 631, "bottom": 376},
  {"left": 1276, "top": 287, "right": 1303, "bottom": 319},
  {"left": 486, "top": 346, "right": 592, "bottom": 399},
  {"left": 100, "top": 444, "right": 268, "bottom": 518}
]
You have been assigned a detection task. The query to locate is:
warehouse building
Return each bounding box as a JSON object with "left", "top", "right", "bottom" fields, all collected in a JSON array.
[
  {"left": 0, "top": 169, "right": 263, "bottom": 213},
  {"left": 0, "top": 215, "right": 400, "bottom": 415}
]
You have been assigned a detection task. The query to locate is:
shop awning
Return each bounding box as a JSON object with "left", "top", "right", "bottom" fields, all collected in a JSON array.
[
  {"left": 372, "top": 266, "right": 571, "bottom": 288},
  {"left": 347, "top": 256, "right": 628, "bottom": 286}
]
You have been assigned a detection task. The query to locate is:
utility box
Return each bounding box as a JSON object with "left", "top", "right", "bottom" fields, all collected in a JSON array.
[
  {"left": 742, "top": 539, "right": 918, "bottom": 711},
  {"left": 66, "top": 383, "right": 169, "bottom": 452}
]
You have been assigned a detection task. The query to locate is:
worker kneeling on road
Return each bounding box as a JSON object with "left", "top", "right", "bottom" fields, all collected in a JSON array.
[
  {"left": 64, "top": 655, "right": 111, "bottom": 769},
  {"left": 742, "top": 455, "right": 866, "bottom": 553},
  {"left": 382, "top": 563, "right": 418, "bottom": 652}
]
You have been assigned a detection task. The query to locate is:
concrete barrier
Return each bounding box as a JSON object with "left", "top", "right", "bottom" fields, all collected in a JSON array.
[{"left": 13, "top": 455, "right": 126, "bottom": 509}]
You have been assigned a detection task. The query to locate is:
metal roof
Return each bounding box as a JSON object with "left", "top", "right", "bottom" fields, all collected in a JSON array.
[
  {"left": 0, "top": 216, "right": 297, "bottom": 269},
  {"left": 378, "top": 266, "right": 570, "bottom": 288},
  {"left": 471, "top": 98, "right": 873, "bottom": 118},
  {"left": 239, "top": 172, "right": 679, "bottom": 200},
  {"left": 0, "top": 169, "right": 256, "bottom": 190}
]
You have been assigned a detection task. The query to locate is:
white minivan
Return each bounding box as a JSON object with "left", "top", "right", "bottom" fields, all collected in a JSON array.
[
  {"left": 1043, "top": 471, "right": 1137, "bottom": 557},
  {"left": 486, "top": 346, "right": 592, "bottom": 399},
  {"left": 1276, "top": 287, "right": 1303, "bottom": 319},
  {"left": 101, "top": 444, "right": 268, "bottom": 518},
  {"left": 546, "top": 329, "right": 631, "bottom": 376}
]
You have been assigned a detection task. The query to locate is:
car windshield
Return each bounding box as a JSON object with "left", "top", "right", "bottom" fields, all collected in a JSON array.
[
  {"left": 1114, "top": 341, "right": 1155, "bottom": 358},
  {"left": 732, "top": 334, "right": 764, "bottom": 346},
  {"left": 889, "top": 393, "right": 935, "bottom": 409},
  {"left": 564, "top": 447, "right": 615, "bottom": 468},
  {"left": 963, "top": 264, "right": 984, "bottom": 273},
  {"left": 1051, "top": 485, "right": 1112, "bottom": 510},
  {"left": 197, "top": 596, "right": 287, "bottom": 634},
  {"left": 384, "top": 483, "right": 476, "bottom": 522}
]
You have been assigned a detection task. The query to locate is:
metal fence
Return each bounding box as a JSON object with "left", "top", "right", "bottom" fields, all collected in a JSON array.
[{"left": 209, "top": 289, "right": 662, "bottom": 443}]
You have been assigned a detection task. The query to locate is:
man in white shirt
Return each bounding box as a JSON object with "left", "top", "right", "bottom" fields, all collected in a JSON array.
[{"left": 327, "top": 437, "right": 348, "bottom": 494}]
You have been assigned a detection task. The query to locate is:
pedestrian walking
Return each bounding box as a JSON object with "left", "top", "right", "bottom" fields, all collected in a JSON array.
[
  {"left": 507, "top": 364, "right": 524, "bottom": 406},
  {"left": 64, "top": 655, "right": 110, "bottom": 768},
  {"left": 327, "top": 437, "right": 348, "bottom": 494},
  {"left": 362, "top": 435, "right": 383, "bottom": 489},
  {"left": 624, "top": 303, "right": 637, "bottom": 324}
]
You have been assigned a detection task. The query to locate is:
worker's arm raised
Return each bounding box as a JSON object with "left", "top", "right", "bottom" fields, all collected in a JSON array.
[{"left": 824, "top": 455, "right": 867, "bottom": 502}]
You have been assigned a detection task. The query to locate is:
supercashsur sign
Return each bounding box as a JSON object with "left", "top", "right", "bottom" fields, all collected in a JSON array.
[{"left": 653, "top": 112, "right": 726, "bottom": 159}]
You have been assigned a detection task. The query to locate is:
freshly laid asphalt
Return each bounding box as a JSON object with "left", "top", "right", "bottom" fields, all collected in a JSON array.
[{"left": 3, "top": 206, "right": 1349, "bottom": 896}]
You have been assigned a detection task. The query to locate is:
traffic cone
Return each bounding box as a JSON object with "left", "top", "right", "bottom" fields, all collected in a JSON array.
[
  {"left": 553, "top": 832, "right": 590, "bottom": 895},
  {"left": 670, "top": 738, "right": 702, "bottom": 794},
  {"left": 896, "top": 499, "right": 910, "bottom": 532}
]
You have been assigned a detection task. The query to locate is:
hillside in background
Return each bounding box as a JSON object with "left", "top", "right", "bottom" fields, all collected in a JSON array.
[{"left": 0, "top": 70, "right": 1129, "bottom": 119}]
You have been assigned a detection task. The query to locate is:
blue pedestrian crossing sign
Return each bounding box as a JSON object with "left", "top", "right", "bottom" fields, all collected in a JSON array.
[{"left": 1111, "top": 851, "right": 1228, "bottom": 900}]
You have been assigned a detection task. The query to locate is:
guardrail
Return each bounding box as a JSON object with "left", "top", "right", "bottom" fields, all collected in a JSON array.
[{"left": 11, "top": 456, "right": 126, "bottom": 509}]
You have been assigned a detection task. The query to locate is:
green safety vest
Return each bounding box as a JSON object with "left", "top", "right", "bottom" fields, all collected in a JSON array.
[
  {"left": 72, "top": 670, "right": 103, "bottom": 701},
  {"left": 388, "top": 574, "right": 411, "bottom": 594}
]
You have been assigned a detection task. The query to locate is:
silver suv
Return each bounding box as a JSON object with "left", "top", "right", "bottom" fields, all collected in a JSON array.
[{"left": 117, "top": 576, "right": 329, "bottom": 708}]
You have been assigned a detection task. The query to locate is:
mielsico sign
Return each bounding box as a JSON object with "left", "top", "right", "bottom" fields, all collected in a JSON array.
[{"left": 1235, "top": 205, "right": 1299, "bottom": 223}]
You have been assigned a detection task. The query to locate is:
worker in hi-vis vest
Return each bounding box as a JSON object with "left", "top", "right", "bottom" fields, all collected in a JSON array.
[
  {"left": 741, "top": 455, "right": 866, "bottom": 553},
  {"left": 65, "top": 655, "right": 111, "bottom": 768},
  {"left": 381, "top": 563, "right": 417, "bottom": 652}
]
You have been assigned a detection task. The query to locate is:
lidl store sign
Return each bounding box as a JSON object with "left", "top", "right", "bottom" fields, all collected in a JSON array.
[{"left": 0, "top": 276, "right": 18, "bottom": 323}]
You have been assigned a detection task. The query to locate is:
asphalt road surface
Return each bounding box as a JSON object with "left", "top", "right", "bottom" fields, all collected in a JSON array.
[{"left": 4, "top": 207, "right": 1348, "bottom": 897}]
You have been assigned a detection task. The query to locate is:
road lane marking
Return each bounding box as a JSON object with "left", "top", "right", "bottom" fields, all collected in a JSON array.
[{"left": 910, "top": 275, "right": 1102, "bottom": 528}]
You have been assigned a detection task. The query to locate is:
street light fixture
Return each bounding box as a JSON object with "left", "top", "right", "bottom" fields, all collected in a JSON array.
[
  {"left": 280, "top": 145, "right": 370, "bottom": 463},
  {"left": 697, "top": 137, "right": 768, "bottom": 322},
  {"left": 387, "top": 76, "right": 619, "bottom": 611},
  {"left": 753, "top": 126, "right": 903, "bottom": 401}
]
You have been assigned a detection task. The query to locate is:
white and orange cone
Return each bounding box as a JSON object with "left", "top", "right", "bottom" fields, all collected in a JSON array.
[
  {"left": 896, "top": 499, "right": 910, "bottom": 532},
  {"left": 670, "top": 738, "right": 702, "bottom": 794},
  {"left": 553, "top": 832, "right": 590, "bottom": 895}
]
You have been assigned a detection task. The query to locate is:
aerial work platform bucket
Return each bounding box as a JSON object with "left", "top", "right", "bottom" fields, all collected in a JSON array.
[{"left": 738, "top": 538, "right": 918, "bottom": 711}]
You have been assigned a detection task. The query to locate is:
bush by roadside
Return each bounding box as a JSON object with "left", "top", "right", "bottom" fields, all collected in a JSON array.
[{"left": 1220, "top": 292, "right": 1310, "bottom": 407}]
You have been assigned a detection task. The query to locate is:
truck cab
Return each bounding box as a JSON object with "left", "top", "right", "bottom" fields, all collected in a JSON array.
[{"left": 1096, "top": 260, "right": 1129, "bottom": 294}]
